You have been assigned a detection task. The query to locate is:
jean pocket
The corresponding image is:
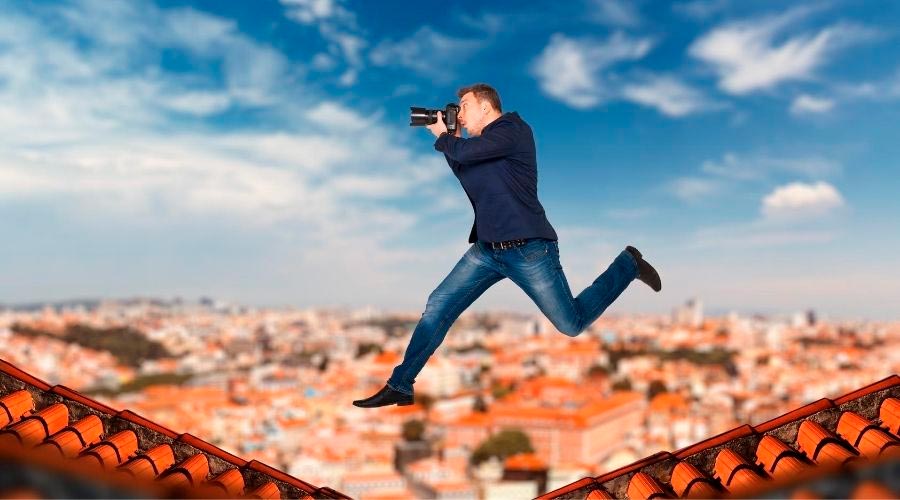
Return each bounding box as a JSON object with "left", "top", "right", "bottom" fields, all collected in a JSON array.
[{"left": 516, "top": 240, "right": 548, "bottom": 262}]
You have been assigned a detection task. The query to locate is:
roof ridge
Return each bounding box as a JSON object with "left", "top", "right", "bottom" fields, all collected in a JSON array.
[
  {"left": 539, "top": 373, "right": 900, "bottom": 499},
  {"left": 0, "top": 357, "right": 350, "bottom": 499}
]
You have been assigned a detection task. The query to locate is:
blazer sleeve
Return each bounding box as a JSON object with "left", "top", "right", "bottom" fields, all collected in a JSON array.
[
  {"left": 434, "top": 122, "right": 518, "bottom": 165},
  {"left": 442, "top": 152, "right": 461, "bottom": 174}
]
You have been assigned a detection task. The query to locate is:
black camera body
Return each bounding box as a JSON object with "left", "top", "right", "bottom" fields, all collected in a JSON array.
[{"left": 410, "top": 103, "right": 460, "bottom": 135}]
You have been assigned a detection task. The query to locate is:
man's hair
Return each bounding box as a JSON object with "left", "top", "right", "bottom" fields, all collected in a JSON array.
[{"left": 457, "top": 83, "right": 502, "bottom": 113}]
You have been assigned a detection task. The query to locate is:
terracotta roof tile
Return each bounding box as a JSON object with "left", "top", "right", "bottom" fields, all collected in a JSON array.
[
  {"left": 797, "top": 420, "right": 858, "bottom": 468},
  {"left": 247, "top": 481, "right": 282, "bottom": 499},
  {"left": 585, "top": 488, "right": 614, "bottom": 499},
  {"left": 77, "top": 430, "right": 139, "bottom": 468},
  {"left": 836, "top": 411, "right": 900, "bottom": 460},
  {"left": 879, "top": 398, "right": 900, "bottom": 434},
  {"left": 540, "top": 374, "right": 900, "bottom": 500},
  {"left": 0, "top": 390, "right": 33, "bottom": 427},
  {"left": 669, "top": 461, "right": 720, "bottom": 498},
  {"left": 755, "top": 435, "right": 810, "bottom": 479},
  {"left": 0, "top": 403, "right": 68, "bottom": 447},
  {"left": 35, "top": 414, "right": 104, "bottom": 458},
  {"left": 158, "top": 453, "right": 209, "bottom": 488},
  {"left": 118, "top": 443, "right": 176, "bottom": 479},
  {"left": 207, "top": 468, "right": 245, "bottom": 496},
  {"left": 626, "top": 471, "right": 670, "bottom": 499},
  {"left": 714, "top": 449, "right": 766, "bottom": 491},
  {"left": 0, "top": 357, "right": 350, "bottom": 498}
]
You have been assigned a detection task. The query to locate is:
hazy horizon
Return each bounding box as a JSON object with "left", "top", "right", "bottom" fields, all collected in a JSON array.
[{"left": 1, "top": 0, "right": 898, "bottom": 321}]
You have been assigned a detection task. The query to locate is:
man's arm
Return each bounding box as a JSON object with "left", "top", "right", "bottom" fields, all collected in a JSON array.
[
  {"left": 434, "top": 122, "right": 517, "bottom": 165},
  {"left": 443, "top": 152, "right": 461, "bottom": 174}
]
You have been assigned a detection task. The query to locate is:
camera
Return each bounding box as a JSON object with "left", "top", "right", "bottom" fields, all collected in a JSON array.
[{"left": 410, "top": 103, "right": 460, "bottom": 135}]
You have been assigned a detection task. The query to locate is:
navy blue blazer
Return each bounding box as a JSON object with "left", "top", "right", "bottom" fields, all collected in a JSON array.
[{"left": 434, "top": 111, "right": 558, "bottom": 244}]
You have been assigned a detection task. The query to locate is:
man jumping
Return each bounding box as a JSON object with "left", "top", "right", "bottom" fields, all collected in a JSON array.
[{"left": 353, "top": 83, "right": 660, "bottom": 408}]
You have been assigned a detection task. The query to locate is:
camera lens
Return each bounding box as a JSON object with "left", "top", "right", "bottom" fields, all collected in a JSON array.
[{"left": 410, "top": 107, "right": 437, "bottom": 126}]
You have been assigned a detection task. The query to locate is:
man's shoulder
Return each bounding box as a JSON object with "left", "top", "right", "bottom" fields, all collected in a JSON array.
[{"left": 488, "top": 112, "right": 529, "bottom": 134}]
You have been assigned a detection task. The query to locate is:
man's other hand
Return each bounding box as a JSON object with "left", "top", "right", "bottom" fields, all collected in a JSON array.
[{"left": 426, "top": 111, "right": 462, "bottom": 138}]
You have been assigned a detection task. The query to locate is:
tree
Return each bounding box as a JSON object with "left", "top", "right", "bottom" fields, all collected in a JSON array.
[
  {"left": 472, "top": 394, "right": 488, "bottom": 413},
  {"left": 470, "top": 429, "right": 533, "bottom": 466},
  {"left": 647, "top": 380, "right": 668, "bottom": 400},
  {"left": 611, "top": 378, "right": 632, "bottom": 392},
  {"left": 415, "top": 392, "right": 436, "bottom": 413},
  {"left": 402, "top": 420, "right": 425, "bottom": 442},
  {"left": 586, "top": 363, "right": 610, "bottom": 378}
]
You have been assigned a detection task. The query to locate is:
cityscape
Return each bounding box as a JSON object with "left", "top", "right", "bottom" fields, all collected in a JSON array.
[{"left": 2, "top": 297, "right": 896, "bottom": 498}]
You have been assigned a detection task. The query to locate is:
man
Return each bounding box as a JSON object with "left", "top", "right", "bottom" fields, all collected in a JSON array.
[{"left": 353, "top": 83, "right": 660, "bottom": 408}]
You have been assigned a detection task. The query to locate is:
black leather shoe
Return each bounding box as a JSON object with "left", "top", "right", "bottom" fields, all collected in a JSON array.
[
  {"left": 625, "top": 246, "right": 661, "bottom": 292},
  {"left": 352, "top": 384, "right": 414, "bottom": 408}
]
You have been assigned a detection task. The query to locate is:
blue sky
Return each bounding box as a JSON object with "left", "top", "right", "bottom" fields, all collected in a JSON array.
[{"left": 1, "top": 0, "right": 898, "bottom": 320}]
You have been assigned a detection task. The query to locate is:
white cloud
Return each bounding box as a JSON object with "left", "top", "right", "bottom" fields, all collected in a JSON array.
[
  {"left": 311, "top": 52, "right": 337, "bottom": 71},
  {"left": 530, "top": 32, "right": 653, "bottom": 109},
  {"left": 668, "top": 153, "right": 843, "bottom": 206},
  {"left": 0, "top": 0, "right": 456, "bottom": 240},
  {"left": 369, "top": 26, "right": 485, "bottom": 80},
  {"left": 669, "top": 177, "right": 724, "bottom": 202},
  {"left": 689, "top": 6, "right": 879, "bottom": 94},
  {"left": 589, "top": 0, "right": 641, "bottom": 27},
  {"left": 306, "top": 102, "right": 373, "bottom": 132},
  {"left": 621, "top": 74, "right": 719, "bottom": 117},
  {"left": 761, "top": 181, "right": 845, "bottom": 219},
  {"left": 834, "top": 68, "right": 900, "bottom": 102},
  {"left": 790, "top": 94, "right": 835, "bottom": 114},
  {"left": 162, "top": 91, "right": 233, "bottom": 116},
  {"left": 700, "top": 153, "right": 842, "bottom": 180},
  {"left": 280, "top": 0, "right": 367, "bottom": 86},
  {"left": 458, "top": 12, "right": 508, "bottom": 35},
  {"left": 672, "top": 0, "right": 730, "bottom": 21},
  {"left": 281, "top": 0, "right": 348, "bottom": 24}
]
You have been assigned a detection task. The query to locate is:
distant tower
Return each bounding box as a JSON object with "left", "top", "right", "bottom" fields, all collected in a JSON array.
[
  {"left": 806, "top": 309, "right": 817, "bottom": 327},
  {"left": 673, "top": 298, "right": 703, "bottom": 328}
]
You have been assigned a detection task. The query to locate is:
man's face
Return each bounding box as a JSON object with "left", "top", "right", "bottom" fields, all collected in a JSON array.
[{"left": 458, "top": 92, "right": 489, "bottom": 137}]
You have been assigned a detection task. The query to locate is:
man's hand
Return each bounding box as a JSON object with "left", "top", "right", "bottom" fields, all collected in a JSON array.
[{"left": 426, "top": 111, "right": 462, "bottom": 138}]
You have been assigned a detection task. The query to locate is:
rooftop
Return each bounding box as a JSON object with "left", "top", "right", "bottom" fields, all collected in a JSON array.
[
  {"left": 0, "top": 357, "right": 350, "bottom": 499},
  {"left": 539, "top": 374, "right": 900, "bottom": 499}
]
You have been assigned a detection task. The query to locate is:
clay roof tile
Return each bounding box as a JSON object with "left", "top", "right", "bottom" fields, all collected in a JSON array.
[
  {"left": 670, "top": 461, "right": 720, "bottom": 498},
  {"left": 755, "top": 435, "right": 810, "bottom": 479},
  {"left": 0, "top": 390, "right": 34, "bottom": 427},
  {"left": 626, "top": 472, "right": 670, "bottom": 499}
]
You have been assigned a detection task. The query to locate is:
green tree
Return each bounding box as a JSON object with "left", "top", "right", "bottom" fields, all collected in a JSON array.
[{"left": 470, "top": 429, "right": 534, "bottom": 466}]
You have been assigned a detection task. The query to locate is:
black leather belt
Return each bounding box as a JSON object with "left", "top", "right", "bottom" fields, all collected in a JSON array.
[{"left": 489, "top": 238, "right": 528, "bottom": 250}]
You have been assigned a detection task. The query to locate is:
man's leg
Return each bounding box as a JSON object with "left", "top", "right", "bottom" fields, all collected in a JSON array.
[
  {"left": 504, "top": 239, "right": 638, "bottom": 337},
  {"left": 387, "top": 244, "right": 505, "bottom": 395}
]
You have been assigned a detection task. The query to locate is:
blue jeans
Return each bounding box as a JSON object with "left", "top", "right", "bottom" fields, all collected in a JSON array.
[{"left": 386, "top": 238, "right": 639, "bottom": 396}]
